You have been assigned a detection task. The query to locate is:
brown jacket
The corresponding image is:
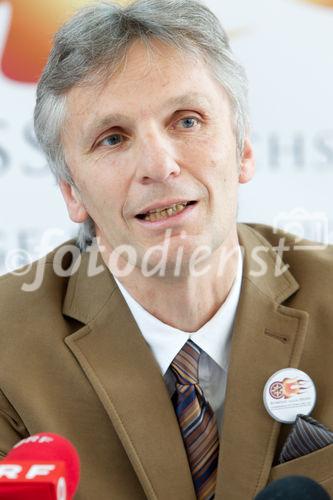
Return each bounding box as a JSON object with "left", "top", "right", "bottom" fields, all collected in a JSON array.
[{"left": 1, "top": 223, "right": 333, "bottom": 499}]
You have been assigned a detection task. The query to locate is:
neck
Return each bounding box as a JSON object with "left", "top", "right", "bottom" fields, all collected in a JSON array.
[{"left": 99, "top": 227, "right": 240, "bottom": 332}]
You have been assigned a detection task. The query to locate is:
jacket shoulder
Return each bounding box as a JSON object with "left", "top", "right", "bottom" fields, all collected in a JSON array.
[
  {"left": 244, "top": 222, "right": 333, "bottom": 286},
  {"left": 0, "top": 239, "right": 79, "bottom": 330}
]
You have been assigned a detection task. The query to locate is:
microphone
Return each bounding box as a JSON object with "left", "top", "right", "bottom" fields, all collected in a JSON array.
[
  {"left": 0, "top": 433, "right": 80, "bottom": 499},
  {"left": 254, "top": 475, "right": 330, "bottom": 499}
]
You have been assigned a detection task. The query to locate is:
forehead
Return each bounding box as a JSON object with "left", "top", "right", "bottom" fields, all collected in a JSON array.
[{"left": 64, "top": 39, "right": 230, "bottom": 135}]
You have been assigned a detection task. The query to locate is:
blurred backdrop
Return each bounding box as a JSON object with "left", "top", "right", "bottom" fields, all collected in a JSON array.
[{"left": 0, "top": 0, "right": 332, "bottom": 274}]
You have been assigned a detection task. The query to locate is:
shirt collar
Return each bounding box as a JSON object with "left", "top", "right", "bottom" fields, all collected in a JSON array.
[{"left": 114, "top": 245, "right": 243, "bottom": 375}]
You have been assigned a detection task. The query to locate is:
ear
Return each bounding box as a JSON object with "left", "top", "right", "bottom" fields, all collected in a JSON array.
[
  {"left": 239, "top": 137, "right": 255, "bottom": 184},
  {"left": 59, "top": 180, "right": 89, "bottom": 223}
]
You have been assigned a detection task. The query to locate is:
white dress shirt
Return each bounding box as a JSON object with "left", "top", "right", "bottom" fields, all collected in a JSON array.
[{"left": 114, "top": 246, "right": 243, "bottom": 432}]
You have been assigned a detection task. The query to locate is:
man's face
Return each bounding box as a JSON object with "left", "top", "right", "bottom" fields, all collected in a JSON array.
[{"left": 61, "top": 39, "right": 254, "bottom": 274}]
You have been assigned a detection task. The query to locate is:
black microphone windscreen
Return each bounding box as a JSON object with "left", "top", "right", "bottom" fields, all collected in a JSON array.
[{"left": 254, "top": 475, "right": 330, "bottom": 500}]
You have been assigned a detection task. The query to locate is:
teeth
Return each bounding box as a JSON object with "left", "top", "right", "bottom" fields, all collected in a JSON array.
[
  {"left": 147, "top": 202, "right": 187, "bottom": 215},
  {"left": 143, "top": 202, "right": 188, "bottom": 222}
]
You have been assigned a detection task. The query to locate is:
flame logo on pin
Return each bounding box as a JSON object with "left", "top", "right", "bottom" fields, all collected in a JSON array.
[{"left": 269, "top": 378, "right": 310, "bottom": 399}]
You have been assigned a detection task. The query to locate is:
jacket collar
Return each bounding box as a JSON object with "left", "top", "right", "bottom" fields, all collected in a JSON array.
[{"left": 63, "top": 224, "right": 309, "bottom": 499}]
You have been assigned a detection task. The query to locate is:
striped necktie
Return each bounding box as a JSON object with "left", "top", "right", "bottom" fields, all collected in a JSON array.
[{"left": 170, "top": 340, "right": 219, "bottom": 500}]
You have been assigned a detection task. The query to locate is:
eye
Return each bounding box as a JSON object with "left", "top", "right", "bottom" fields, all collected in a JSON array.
[
  {"left": 100, "top": 134, "right": 124, "bottom": 147},
  {"left": 178, "top": 116, "right": 200, "bottom": 129}
]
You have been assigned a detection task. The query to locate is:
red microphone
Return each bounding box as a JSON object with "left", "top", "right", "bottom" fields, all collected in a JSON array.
[{"left": 0, "top": 433, "right": 80, "bottom": 499}]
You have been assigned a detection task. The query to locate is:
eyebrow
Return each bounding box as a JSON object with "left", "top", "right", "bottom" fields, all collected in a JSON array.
[
  {"left": 82, "top": 92, "right": 212, "bottom": 145},
  {"left": 163, "top": 92, "right": 212, "bottom": 110}
]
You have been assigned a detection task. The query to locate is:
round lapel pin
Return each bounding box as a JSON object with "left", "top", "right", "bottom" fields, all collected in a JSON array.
[{"left": 263, "top": 368, "right": 316, "bottom": 424}]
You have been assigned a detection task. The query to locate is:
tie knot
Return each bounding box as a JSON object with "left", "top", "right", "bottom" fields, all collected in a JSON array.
[{"left": 170, "top": 340, "right": 201, "bottom": 385}]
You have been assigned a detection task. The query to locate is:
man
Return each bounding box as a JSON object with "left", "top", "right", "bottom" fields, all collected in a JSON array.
[{"left": 1, "top": 0, "right": 333, "bottom": 499}]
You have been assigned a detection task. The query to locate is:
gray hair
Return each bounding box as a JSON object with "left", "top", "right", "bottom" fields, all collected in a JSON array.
[{"left": 34, "top": 0, "right": 249, "bottom": 249}]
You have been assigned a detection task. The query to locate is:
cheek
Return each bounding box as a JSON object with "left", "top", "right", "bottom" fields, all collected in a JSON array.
[
  {"left": 70, "top": 177, "right": 112, "bottom": 225},
  {"left": 201, "top": 154, "right": 239, "bottom": 210},
  {"left": 180, "top": 127, "right": 237, "bottom": 165},
  {"left": 76, "top": 158, "right": 128, "bottom": 209}
]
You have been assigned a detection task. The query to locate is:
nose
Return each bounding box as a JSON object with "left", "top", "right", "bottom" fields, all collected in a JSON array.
[{"left": 134, "top": 128, "right": 181, "bottom": 184}]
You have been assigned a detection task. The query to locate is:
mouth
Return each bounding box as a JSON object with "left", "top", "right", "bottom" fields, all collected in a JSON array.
[{"left": 135, "top": 200, "right": 197, "bottom": 223}]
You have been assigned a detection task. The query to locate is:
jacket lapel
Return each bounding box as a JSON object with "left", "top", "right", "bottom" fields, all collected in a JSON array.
[
  {"left": 63, "top": 248, "right": 195, "bottom": 500},
  {"left": 215, "top": 224, "right": 309, "bottom": 499}
]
